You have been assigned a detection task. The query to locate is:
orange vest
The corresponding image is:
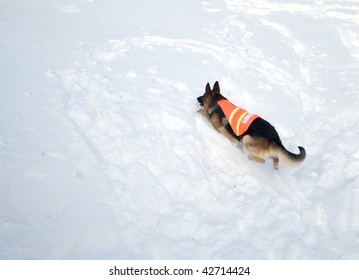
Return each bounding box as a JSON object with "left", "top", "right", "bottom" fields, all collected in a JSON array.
[{"left": 217, "top": 99, "right": 259, "bottom": 136}]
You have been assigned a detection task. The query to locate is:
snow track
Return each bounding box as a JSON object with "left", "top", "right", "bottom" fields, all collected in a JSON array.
[{"left": 1, "top": 0, "right": 359, "bottom": 259}]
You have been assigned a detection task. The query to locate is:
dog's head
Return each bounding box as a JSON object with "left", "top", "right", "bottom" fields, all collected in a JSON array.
[{"left": 197, "top": 81, "right": 220, "bottom": 114}]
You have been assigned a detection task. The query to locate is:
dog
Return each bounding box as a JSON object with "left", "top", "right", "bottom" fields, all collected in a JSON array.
[{"left": 197, "top": 81, "right": 306, "bottom": 169}]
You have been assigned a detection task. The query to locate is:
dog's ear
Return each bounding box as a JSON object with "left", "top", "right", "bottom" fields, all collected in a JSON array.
[
  {"left": 205, "top": 82, "right": 211, "bottom": 93},
  {"left": 213, "top": 81, "right": 220, "bottom": 93}
]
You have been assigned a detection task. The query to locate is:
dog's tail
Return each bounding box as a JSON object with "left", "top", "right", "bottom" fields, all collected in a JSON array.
[{"left": 277, "top": 143, "right": 306, "bottom": 167}]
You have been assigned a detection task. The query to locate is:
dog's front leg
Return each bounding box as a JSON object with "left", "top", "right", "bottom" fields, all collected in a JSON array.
[
  {"left": 218, "top": 127, "right": 239, "bottom": 143},
  {"left": 209, "top": 114, "right": 239, "bottom": 143},
  {"left": 197, "top": 108, "right": 208, "bottom": 117}
]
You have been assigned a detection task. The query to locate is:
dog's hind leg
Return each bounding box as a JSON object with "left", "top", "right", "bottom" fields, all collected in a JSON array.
[
  {"left": 243, "top": 135, "right": 268, "bottom": 164},
  {"left": 248, "top": 154, "right": 265, "bottom": 164},
  {"left": 271, "top": 157, "right": 279, "bottom": 170}
]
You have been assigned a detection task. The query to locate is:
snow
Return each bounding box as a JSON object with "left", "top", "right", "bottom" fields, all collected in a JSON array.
[{"left": 1, "top": 0, "right": 359, "bottom": 259}]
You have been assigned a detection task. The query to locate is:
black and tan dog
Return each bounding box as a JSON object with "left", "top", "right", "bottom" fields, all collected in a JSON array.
[{"left": 197, "top": 81, "right": 306, "bottom": 169}]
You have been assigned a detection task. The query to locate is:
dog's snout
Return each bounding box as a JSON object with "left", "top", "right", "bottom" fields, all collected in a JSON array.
[{"left": 197, "top": 96, "right": 204, "bottom": 106}]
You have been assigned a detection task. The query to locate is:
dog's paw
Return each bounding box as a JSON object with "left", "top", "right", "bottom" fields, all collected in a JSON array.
[{"left": 197, "top": 108, "right": 207, "bottom": 116}]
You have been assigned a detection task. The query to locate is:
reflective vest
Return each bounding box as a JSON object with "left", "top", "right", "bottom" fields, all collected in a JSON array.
[{"left": 217, "top": 99, "right": 259, "bottom": 136}]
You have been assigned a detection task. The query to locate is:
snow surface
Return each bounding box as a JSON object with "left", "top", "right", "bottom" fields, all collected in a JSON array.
[{"left": 1, "top": 0, "right": 359, "bottom": 259}]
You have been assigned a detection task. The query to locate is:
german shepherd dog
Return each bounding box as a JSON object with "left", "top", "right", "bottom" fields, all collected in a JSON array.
[{"left": 197, "top": 81, "right": 306, "bottom": 169}]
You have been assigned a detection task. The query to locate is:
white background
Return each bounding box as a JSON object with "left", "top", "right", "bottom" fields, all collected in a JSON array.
[{"left": 1, "top": 0, "right": 359, "bottom": 259}]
